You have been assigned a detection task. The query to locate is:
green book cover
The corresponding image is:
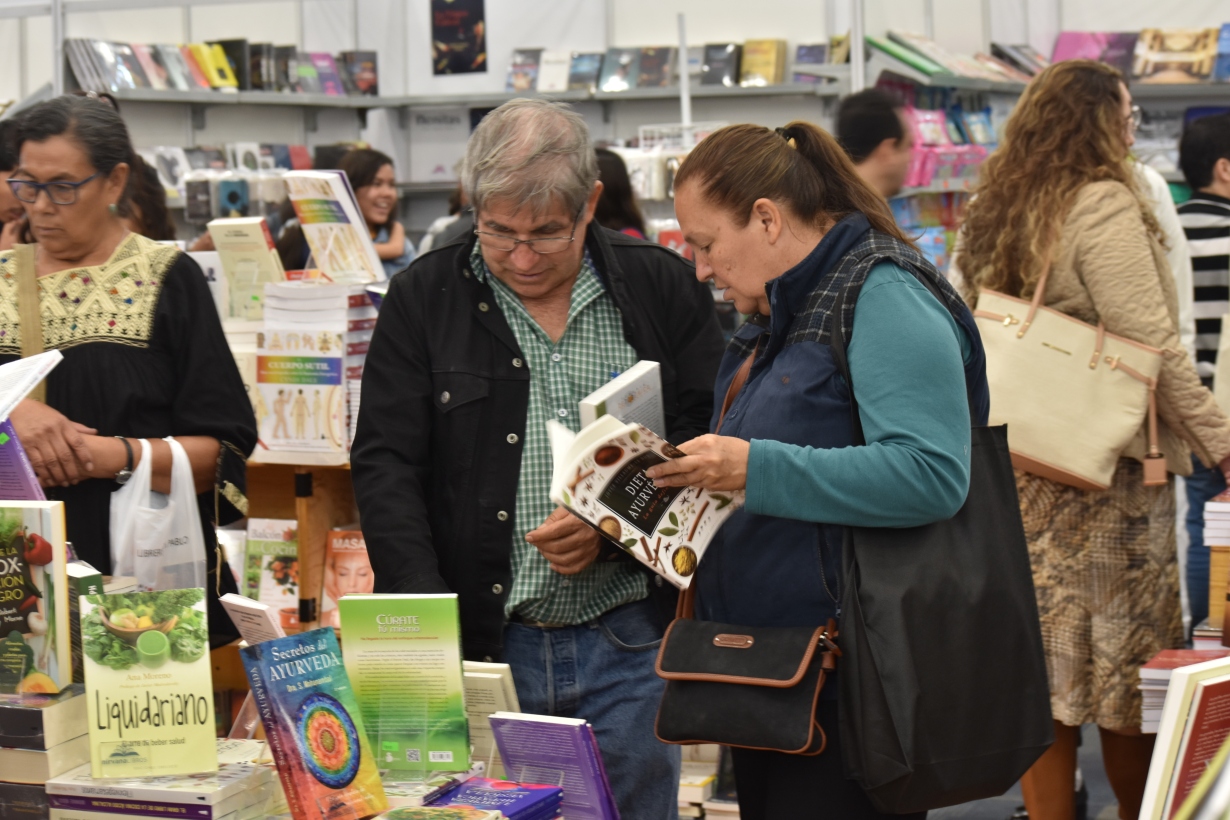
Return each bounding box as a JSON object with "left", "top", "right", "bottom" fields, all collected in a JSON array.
[
  {"left": 80, "top": 588, "right": 217, "bottom": 778},
  {"left": 339, "top": 594, "right": 470, "bottom": 773},
  {"left": 866, "top": 35, "right": 949, "bottom": 77},
  {"left": 244, "top": 518, "right": 299, "bottom": 632},
  {"left": 0, "top": 501, "right": 71, "bottom": 695}
]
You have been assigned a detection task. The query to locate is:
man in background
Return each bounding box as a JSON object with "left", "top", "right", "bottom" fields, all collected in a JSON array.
[
  {"left": 835, "top": 88, "right": 914, "bottom": 199},
  {"left": 1178, "top": 112, "right": 1230, "bottom": 629}
]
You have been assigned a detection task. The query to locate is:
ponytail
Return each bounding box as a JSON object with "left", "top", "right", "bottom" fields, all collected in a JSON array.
[{"left": 675, "top": 121, "right": 911, "bottom": 246}]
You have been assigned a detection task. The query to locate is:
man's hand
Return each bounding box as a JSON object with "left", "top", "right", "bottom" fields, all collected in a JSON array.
[
  {"left": 8, "top": 400, "right": 97, "bottom": 487},
  {"left": 526, "top": 506, "right": 601, "bottom": 575},
  {"left": 644, "top": 434, "right": 750, "bottom": 491}
]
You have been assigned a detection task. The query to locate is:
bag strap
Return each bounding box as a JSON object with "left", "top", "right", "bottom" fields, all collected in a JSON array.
[
  {"left": 715, "top": 340, "right": 760, "bottom": 434},
  {"left": 1017, "top": 255, "right": 1054, "bottom": 340},
  {"left": 14, "top": 243, "right": 47, "bottom": 403}
]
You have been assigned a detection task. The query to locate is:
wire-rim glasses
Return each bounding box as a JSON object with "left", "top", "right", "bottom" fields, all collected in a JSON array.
[
  {"left": 7, "top": 173, "right": 100, "bottom": 205},
  {"left": 474, "top": 208, "right": 583, "bottom": 254}
]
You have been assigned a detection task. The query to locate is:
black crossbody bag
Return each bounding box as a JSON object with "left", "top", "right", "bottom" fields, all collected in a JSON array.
[{"left": 654, "top": 337, "right": 842, "bottom": 755}]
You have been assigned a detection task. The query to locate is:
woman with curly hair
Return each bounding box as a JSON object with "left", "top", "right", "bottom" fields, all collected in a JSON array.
[{"left": 956, "top": 60, "right": 1230, "bottom": 819}]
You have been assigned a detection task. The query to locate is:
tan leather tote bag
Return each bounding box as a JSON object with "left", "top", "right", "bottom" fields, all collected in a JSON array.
[{"left": 974, "top": 262, "right": 1166, "bottom": 491}]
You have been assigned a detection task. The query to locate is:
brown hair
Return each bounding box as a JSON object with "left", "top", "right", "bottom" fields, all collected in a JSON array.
[
  {"left": 674, "top": 121, "right": 911, "bottom": 245},
  {"left": 956, "top": 59, "right": 1163, "bottom": 301}
]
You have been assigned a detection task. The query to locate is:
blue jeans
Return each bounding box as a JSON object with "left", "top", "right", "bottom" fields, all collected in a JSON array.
[
  {"left": 1186, "top": 454, "right": 1227, "bottom": 629},
  {"left": 502, "top": 597, "right": 681, "bottom": 820}
]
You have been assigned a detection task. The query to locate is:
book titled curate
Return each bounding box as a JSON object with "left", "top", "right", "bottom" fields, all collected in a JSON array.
[
  {"left": 428, "top": 777, "right": 562, "bottom": 820},
  {"left": 240, "top": 628, "right": 387, "bottom": 820}
]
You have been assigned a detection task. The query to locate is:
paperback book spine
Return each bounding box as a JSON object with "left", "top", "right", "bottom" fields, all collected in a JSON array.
[{"left": 242, "top": 655, "right": 303, "bottom": 819}]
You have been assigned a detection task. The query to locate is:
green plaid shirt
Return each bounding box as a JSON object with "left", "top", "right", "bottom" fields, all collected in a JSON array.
[{"left": 470, "top": 243, "right": 647, "bottom": 625}]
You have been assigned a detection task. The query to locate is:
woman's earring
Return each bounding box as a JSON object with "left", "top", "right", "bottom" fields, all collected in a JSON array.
[{"left": 108, "top": 203, "right": 118, "bottom": 215}]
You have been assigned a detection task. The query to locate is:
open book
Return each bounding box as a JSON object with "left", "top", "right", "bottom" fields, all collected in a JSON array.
[
  {"left": 548, "top": 415, "right": 742, "bottom": 589},
  {"left": 0, "top": 350, "right": 64, "bottom": 501}
]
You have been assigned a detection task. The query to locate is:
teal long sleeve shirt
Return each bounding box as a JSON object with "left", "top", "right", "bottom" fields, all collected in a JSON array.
[{"left": 745, "top": 262, "right": 974, "bottom": 528}]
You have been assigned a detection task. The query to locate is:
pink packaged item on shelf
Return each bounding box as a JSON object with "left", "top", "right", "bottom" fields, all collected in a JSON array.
[
  {"left": 907, "top": 108, "right": 951, "bottom": 147},
  {"left": 905, "top": 146, "right": 938, "bottom": 188}
]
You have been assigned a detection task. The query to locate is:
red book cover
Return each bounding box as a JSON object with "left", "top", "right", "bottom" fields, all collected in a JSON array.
[
  {"left": 179, "top": 45, "right": 213, "bottom": 89},
  {"left": 288, "top": 145, "right": 313, "bottom": 170},
  {"left": 1143, "top": 650, "right": 1230, "bottom": 676},
  {"left": 1168, "top": 675, "right": 1230, "bottom": 817}
]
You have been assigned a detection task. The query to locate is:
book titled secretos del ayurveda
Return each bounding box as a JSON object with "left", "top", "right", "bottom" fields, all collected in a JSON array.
[
  {"left": 338, "top": 594, "right": 470, "bottom": 773},
  {"left": 548, "top": 415, "right": 742, "bottom": 588},
  {"left": 241, "top": 627, "right": 387, "bottom": 820},
  {"left": 80, "top": 588, "right": 217, "bottom": 778}
]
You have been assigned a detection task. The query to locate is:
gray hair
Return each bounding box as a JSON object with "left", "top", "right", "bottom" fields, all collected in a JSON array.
[{"left": 462, "top": 98, "right": 598, "bottom": 217}]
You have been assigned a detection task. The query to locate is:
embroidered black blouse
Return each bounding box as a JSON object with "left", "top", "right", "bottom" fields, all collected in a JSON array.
[{"left": 0, "top": 234, "right": 257, "bottom": 642}]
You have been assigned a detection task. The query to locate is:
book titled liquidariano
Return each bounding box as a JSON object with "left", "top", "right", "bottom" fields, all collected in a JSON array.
[
  {"left": 79, "top": 589, "right": 217, "bottom": 778},
  {"left": 338, "top": 594, "right": 470, "bottom": 773}
]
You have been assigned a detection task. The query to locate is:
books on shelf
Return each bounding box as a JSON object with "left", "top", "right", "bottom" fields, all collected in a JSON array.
[
  {"left": 701, "top": 43, "right": 741, "bottom": 87},
  {"left": 792, "top": 43, "right": 828, "bottom": 83},
  {"left": 506, "top": 49, "right": 543, "bottom": 93},
  {"left": 462, "top": 660, "right": 520, "bottom": 777},
  {"left": 338, "top": 594, "right": 470, "bottom": 774},
  {"left": 0, "top": 500, "right": 70, "bottom": 696},
  {"left": 599, "top": 47, "right": 641, "bottom": 93},
  {"left": 240, "top": 628, "right": 387, "bottom": 820},
  {"left": 309, "top": 53, "right": 346, "bottom": 96},
  {"left": 426, "top": 776, "right": 563, "bottom": 819},
  {"left": 991, "top": 42, "right": 1048, "bottom": 76},
  {"left": 637, "top": 47, "right": 675, "bottom": 88},
  {"left": 340, "top": 50, "right": 379, "bottom": 95},
  {"left": 867, "top": 36, "right": 948, "bottom": 77},
  {"left": 1142, "top": 654, "right": 1230, "bottom": 819},
  {"left": 1133, "top": 28, "right": 1220, "bottom": 84},
  {"left": 888, "top": 30, "right": 1003, "bottom": 81},
  {"left": 319, "top": 530, "right": 373, "bottom": 629},
  {"left": 80, "top": 588, "right": 216, "bottom": 778},
  {"left": 242, "top": 519, "right": 299, "bottom": 629},
  {"left": 739, "top": 39, "right": 787, "bottom": 87},
  {"left": 568, "top": 52, "right": 604, "bottom": 92},
  {"left": 488, "top": 713, "right": 617, "bottom": 820},
  {"left": 1216, "top": 24, "right": 1230, "bottom": 83},
  {"left": 1051, "top": 31, "right": 1138, "bottom": 75},
  {"left": 536, "top": 51, "right": 571, "bottom": 93},
  {"left": 547, "top": 414, "right": 743, "bottom": 588},
  {"left": 207, "top": 217, "right": 285, "bottom": 321},
  {"left": 212, "top": 39, "right": 251, "bottom": 90}
]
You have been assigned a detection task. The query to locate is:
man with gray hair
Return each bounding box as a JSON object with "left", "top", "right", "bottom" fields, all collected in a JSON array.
[{"left": 352, "top": 99, "right": 722, "bottom": 817}]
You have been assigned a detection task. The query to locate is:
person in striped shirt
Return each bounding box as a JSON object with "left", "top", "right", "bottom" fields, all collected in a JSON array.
[{"left": 1178, "top": 111, "right": 1230, "bottom": 629}]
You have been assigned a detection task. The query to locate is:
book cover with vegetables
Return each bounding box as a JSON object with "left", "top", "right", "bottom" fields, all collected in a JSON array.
[
  {"left": 0, "top": 501, "right": 70, "bottom": 695},
  {"left": 244, "top": 519, "right": 299, "bottom": 632},
  {"left": 80, "top": 588, "right": 216, "bottom": 778},
  {"left": 338, "top": 594, "right": 469, "bottom": 773},
  {"left": 241, "top": 627, "right": 386, "bottom": 820},
  {"left": 547, "top": 416, "right": 743, "bottom": 589}
]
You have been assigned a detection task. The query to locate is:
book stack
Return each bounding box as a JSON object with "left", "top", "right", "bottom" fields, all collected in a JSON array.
[
  {"left": 0, "top": 686, "right": 89, "bottom": 814},
  {"left": 1142, "top": 654, "right": 1230, "bottom": 819},
  {"left": 427, "top": 777, "right": 562, "bottom": 819},
  {"left": 1206, "top": 490, "right": 1230, "bottom": 629},
  {"left": 678, "top": 759, "right": 718, "bottom": 817},
  {"left": 1141, "top": 650, "right": 1230, "bottom": 733},
  {"left": 45, "top": 758, "right": 274, "bottom": 820},
  {"left": 1194, "top": 619, "right": 1225, "bottom": 651},
  {"left": 258, "top": 281, "right": 374, "bottom": 454}
]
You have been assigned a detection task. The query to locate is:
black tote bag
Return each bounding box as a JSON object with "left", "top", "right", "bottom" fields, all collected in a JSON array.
[{"left": 829, "top": 279, "right": 1053, "bottom": 814}]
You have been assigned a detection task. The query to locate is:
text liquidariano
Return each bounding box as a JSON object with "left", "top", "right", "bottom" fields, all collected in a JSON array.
[{"left": 94, "top": 690, "right": 210, "bottom": 738}]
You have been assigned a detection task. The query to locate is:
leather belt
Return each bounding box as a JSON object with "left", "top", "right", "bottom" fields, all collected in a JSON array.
[{"left": 508, "top": 612, "right": 570, "bottom": 629}]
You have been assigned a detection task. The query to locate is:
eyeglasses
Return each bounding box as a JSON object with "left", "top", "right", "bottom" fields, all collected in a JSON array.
[
  {"left": 474, "top": 210, "right": 583, "bottom": 254},
  {"left": 7, "top": 173, "right": 100, "bottom": 206},
  {"left": 1127, "top": 104, "right": 1143, "bottom": 133}
]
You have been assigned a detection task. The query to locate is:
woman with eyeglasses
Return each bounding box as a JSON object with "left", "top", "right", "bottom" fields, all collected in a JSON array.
[
  {"left": 954, "top": 60, "right": 1230, "bottom": 819},
  {"left": 0, "top": 95, "right": 257, "bottom": 646}
]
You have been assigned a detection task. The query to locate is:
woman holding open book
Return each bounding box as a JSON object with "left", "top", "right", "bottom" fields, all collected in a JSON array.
[
  {"left": 645, "top": 122, "right": 988, "bottom": 818},
  {"left": 0, "top": 94, "right": 256, "bottom": 645}
]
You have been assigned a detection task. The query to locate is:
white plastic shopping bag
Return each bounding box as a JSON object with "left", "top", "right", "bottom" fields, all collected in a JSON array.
[{"left": 110, "top": 437, "right": 208, "bottom": 591}]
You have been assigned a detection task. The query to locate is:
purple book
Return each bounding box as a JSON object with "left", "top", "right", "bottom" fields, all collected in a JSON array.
[
  {"left": 429, "top": 776, "right": 562, "bottom": 820},
  {"left": 1051, "top": 31, "right": 1138, "bottom": 74},
  {"left": 0, "top": 419, "right": 44, "bottom": 500},
  {"left": 487, "top": 714, "right": 618, "bottom": 820},
  {"left": 309, "top": 53, "right": 344, "bottom": 96}
]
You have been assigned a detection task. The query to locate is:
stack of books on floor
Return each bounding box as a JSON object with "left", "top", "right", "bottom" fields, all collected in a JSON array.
[
  {"left": 45, "top": 755, "right": 275, "bottom": 820},
  {"left": 1194, "top": 619, "right": 1225, "bottom": 651},
  {"left": 678, "top": 747, "right": 719, "bottom": 818},
  {"left": 0, "top": 687, "right": 89, "bottom": 819},
  {"left": 1141, "top": 650, "right": 1230, "bottom": 733}
]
